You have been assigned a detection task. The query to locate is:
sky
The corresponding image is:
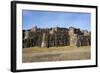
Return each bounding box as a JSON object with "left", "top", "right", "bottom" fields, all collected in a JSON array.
[{"left": 22, "top": 10, "right": 91, "bottom": 31}]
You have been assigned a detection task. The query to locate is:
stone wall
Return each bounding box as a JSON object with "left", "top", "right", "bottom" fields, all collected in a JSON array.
[{"left": 23, "top": 27, "right": 91, "bottom": 48}]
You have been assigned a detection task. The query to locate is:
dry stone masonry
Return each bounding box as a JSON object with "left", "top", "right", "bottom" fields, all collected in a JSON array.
[{"left": 23, "top": 26, "right": 91, "bottom": 48}]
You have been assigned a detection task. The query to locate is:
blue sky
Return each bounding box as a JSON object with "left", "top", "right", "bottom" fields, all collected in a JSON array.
[{"left": 22, "top": 10, "right": 91, "bottom": 31}]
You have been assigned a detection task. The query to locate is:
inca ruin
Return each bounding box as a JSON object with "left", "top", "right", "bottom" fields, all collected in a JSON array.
[
  {"left": 23, "top": 26, "right": 91, "bottom": 48},
  {"left": 22, "top": 10, "right": 91, "bottom": 63}
]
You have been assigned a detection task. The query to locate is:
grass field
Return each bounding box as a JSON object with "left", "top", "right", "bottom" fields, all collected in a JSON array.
[{"left": 22, "top": 46, "right": 91, "bottom": 63}]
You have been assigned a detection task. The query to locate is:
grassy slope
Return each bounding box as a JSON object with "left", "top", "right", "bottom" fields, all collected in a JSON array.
[
  {"left": 23, "top": 46, "right": 90, "bottom": 53},
  {"left": 22, "top": 46, "right": 91, "bottom": 63}
]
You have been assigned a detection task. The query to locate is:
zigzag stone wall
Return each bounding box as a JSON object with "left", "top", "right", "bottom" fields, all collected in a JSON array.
[{"left": 23, "top": 27, "right": 91, "bottom": 48}]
